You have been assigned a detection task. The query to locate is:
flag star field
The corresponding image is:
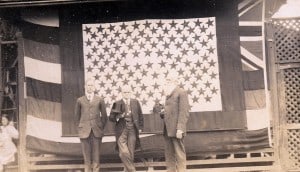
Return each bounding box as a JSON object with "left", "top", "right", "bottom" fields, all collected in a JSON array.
[{"left": 82, "top": 18, "right": 222, "bottom": 113}]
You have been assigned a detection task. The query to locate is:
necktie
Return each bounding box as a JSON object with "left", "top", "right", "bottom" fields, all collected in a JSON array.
[{"left": 125, "top": 99, "right": 130, "bottom": 114}]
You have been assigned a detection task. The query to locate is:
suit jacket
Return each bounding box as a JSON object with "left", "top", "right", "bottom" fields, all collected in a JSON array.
[
  {"left": 164, "top": 86, "right": 190, "bottom": 137},
  {"left": 75, "top": 95, "right": 108, "bottom": 138},
  {"left": 109, "top": 99, "right": 144, "bottom": 150}
]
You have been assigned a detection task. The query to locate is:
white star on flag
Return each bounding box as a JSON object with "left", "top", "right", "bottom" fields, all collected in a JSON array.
[{"left": 82, "top": 17, "right": 222, "bottom": 113}]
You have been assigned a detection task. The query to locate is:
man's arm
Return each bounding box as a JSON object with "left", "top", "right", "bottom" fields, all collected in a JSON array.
[
  {"left": 137, "top": 100, "right": 144, "bottom": 130},
  {"left": 100, "top": 98, "right": 108, "bottom": 127},
  {"left": 74, "top": 98, "right": 81, "bottom": 124},
  {"left": 176, "top": 90, "right": 190, "bottom": 133},
  {"left": 109, "top": 102, "right": 117, "bottom": 122}
]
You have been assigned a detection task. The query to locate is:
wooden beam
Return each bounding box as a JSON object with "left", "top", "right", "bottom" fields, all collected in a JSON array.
[
  {"left": 238, "top": 0, "right": 255, "bottom": 11},
  {"left": 154, "top": 166, "right": 275, "bottom": 172},
  {"left": 285, "top": 124, "right": 300, "bottom": 130},
  {"left": 239, "top": 0, "right": 263, "bottom": 17},
  {"left": 16, "top": 32, "right": 27, "bottom": 172},
  {"left": 10, "top": 58, "right": 18, "bottom": 68},
  {"left": 28, "top": 156, "right": 83, "bottom": 162},
  {"left": 265, "top": 21, "right": 284, "bottom": 171},
  {"left": 0, "top": 40, "right": 17, "bottom": 44},
  {"left": 279, "top": 63, "right": 300, "bottom": 70},
  {"left": 0, "top": 36, "right": 4, "bottom": 111},
  {"left": 28, "top": 155, "right": 275, "bottom": 170},
  {"left": 0, "top": 0, "right": 124, "bottom": 8},
  {"left": 28, "top": 164, "right": 276, "bottom": 171}
]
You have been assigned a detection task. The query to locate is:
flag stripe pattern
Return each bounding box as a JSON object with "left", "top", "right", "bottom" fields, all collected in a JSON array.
[
  {"left": 24, "top": 56, "right": 61, "bottom": 84},
  {"left": 21, "top": 14, "right": 79, "bottom": 144},
  {"left": 26, "top": 96, "right": 62, "bottom": 122},
  {"left": 26, "top": 78, "right": 61, "bottom": 102},
  {"left": 239, "top": 0, "right": 268, "bottom": 130},
  {"left": 21, "top": 20, "right": 59, "bottom": 45},
  {"left": 83, "top": 18, "right": 222, "bottom": 113},
  {"left": 24, "top": 39, "right": 60, "bottom": 63}
]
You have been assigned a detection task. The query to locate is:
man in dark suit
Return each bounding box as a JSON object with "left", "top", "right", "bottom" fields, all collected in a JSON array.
[
  {"left": 160, "top": 72, "right": 190, "bottom": 172},
  {"left": 75, "top": 79, "right": 108, "bottom": 172},
  {"left": 109, "top": 86, "right": 144, "bottom": 172}
]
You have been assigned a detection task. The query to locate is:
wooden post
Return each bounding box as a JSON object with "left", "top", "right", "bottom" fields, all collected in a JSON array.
[
  {"left": 147, "top": 158, "right": 154, "bottom": 172},
  {"left": 262, "top": 0, "right": 273, "bottom": 148},
  {"left": 0, "top": 36, "right": 4, "bottom": 113},
  {"left": 265, "top": 21, "right": 282, "bottom": 171},
  {"left": 16, "top": 32, "right": 27, "bottom": 172}
]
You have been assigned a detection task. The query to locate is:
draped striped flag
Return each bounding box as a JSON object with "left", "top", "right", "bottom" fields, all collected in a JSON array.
[{"left": 238, "top": 0, "right": 269, "bottom": 131}]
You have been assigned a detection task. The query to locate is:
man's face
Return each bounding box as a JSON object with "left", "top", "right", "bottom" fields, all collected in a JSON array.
[
  {"left": 164, "top": 79, "right": 177, "bottom": 95},
  {"left": 122, "top": 87, "right": 131, "bottom": 99},
  {"left": 122, "top": 91, "right": 131, "bottom": 99},
  {"left": 85, "top": 81, "right": 95, "bottom": 94}
]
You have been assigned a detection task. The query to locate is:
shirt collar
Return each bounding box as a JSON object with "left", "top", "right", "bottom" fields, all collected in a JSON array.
[{"left": 86, "top": 93, "right": 94, "bottom": 100}]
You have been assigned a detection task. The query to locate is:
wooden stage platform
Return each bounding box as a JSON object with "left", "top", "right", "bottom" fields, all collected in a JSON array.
[{"left": 15, "top": 148, "right": 277, "bottom": 172}]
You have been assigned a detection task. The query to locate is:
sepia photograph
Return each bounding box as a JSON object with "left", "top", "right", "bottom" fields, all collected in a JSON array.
[{"left": 0, "top": 0, "right": 298, "bottom": 171}]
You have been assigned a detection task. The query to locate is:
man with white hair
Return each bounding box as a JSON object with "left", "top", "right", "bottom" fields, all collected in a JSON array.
[
  {"left": 109, "top": 85, "right": 144, "bottom": 172},
  {"left": 161, "top": 71, "right": 190, "bottom": 172}
]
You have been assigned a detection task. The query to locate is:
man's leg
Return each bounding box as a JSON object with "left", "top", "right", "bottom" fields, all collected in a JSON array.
[
  {"left": 173, "top": 138, "right": 186, "bottom": 172},
  {"left": 80, "top": 136, "right": 92, "bottom": 172},
  {"left": 91, "top": 132, "right": 101, "bottom": 172},
  {"left": 127, "top": 127, "right": 136, "bottom": 161},
  {"left": 163, "top": 134, "right": 176, "bottom": 172},
  {"left": 118, "top": 128, "right": 136, "bottom": 172}
]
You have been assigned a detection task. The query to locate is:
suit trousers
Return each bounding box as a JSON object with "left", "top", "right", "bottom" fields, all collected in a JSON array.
[
  {"left": 118, "top": 124, "right": 136, "bottom": 172},
  {"left": 80, "top": 131, "right": 102, "bottom": 172},
  {"left": 163, "top": 133, "right": 186, "bottom": 172}
]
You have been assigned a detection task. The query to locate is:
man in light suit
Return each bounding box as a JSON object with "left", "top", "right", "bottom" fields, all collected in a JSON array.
[
  {"left": 75, "top": 79, "right": 108, "bottom": 172},
  {"left": 109, "top": 86, "right": 144, "bottom": 172},
  {"left": 160, "top": 72, "right": 190, "bottom": 172}
]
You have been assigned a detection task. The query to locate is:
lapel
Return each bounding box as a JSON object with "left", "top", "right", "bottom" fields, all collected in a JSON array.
[
  {"left": 120, "top": 99, "right": 126, "bottom": 113},
  {"left": 84, "top": 95, "right": 90, "bottom": 104}
]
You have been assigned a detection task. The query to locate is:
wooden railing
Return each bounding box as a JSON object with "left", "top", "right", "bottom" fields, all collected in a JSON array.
[{"left": 25, "top": 148, "right": 277, "bottom": 172}]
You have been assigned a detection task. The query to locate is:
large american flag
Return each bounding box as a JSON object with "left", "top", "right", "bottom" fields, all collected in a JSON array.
[{"left": 82, "top": 18, "right": 222, "bottom": 113}]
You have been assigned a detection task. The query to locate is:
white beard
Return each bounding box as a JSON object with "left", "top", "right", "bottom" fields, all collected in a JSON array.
[{"left": 164, "top": 84, "right": 176, "bottom": 96}]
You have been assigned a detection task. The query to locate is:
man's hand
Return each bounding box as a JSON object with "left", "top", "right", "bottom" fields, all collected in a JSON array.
[
  {"left": 159, "top": 108, "right": 165, "bottom": 119},
  {"left": 176, "top": 130, "right": 184, "bottom": 139},
  {"left": 138, "top": 129, "right": 142, "bottom": 133},
  {"left": 160, "top": 111, "right": 165, "bottom": 119},
  {"left": 116, "top": 113, "right": 125, "bottom": 122},
  {"left": 153, "top": 103, "right": 165, "bottom": 119}
]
